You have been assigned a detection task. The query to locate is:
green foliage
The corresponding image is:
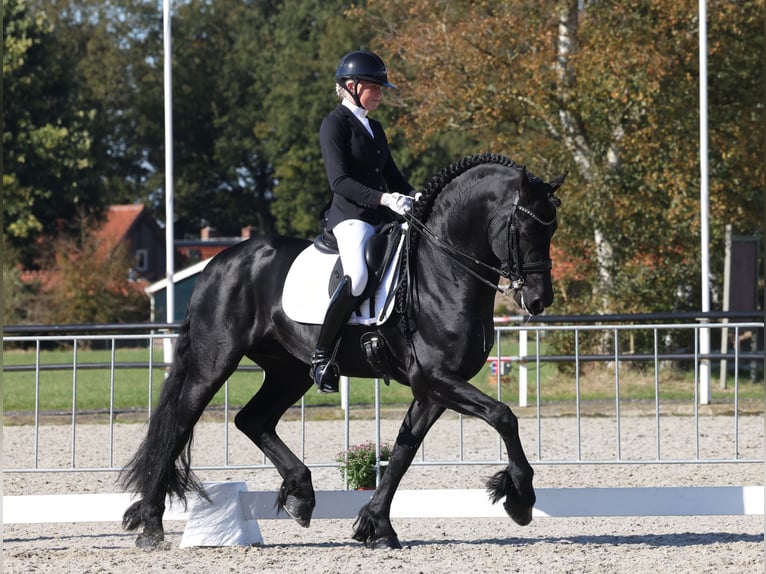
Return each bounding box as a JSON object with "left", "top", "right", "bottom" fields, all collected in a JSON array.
[
  {"left": 266, "top": 0, "right": 373, "bottom": 236},
  {"left": 357, "top": 0, "right": 764, "bottom": 316},
  {"left": 3, "top": 0, "right": 761, "bottom": 319},
  {"left": 3, "top": 255, "right": 34, "bottom": 325},
  {"left": 44, "top": 225, "right": 149, "bottom": 325},
  {"left": 45, "top": 0, "right": 164, "bottom": 206},
  {"left": 336, "top": 441, "right": 393, "bottom": 489},
  {"left": 6, "top": 214, "right": 150, "bottom": 326},
  {"left": 3, "top": 0, "right": 105, "bottom": 266},
  {"left": 161, "top": 0, "right": 278, "bottom": 237}
]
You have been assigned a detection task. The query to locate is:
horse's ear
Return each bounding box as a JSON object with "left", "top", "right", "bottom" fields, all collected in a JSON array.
[
  {"left": 548, "top": 171, "right": 568, "bottom": 192},
  {"left": 520, "top": 166, "right": 530, "bottom": 191}
]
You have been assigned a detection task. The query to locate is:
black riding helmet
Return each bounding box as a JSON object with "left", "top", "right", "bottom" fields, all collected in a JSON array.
[{"left": 336, "top": 50, "right": 395, "bottom": 108}]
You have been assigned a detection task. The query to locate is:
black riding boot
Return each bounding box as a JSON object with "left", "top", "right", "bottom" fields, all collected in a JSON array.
[{"left": 311, "top": 276, "right": 358, "bottom": 393}]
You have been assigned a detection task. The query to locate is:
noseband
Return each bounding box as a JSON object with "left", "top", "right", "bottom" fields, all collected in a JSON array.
[
  {"left": 500, "top": 202, "right": 557, "bottom": 291},
  {"left": 403, "top": 195, "right": 557, "bottom": 295}
]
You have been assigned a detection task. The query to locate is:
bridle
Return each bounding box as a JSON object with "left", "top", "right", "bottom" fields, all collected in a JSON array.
[
  {"left": 402, "top": 195, "right": 558, "bottom": 296},
  {"left": 499, "top": 202, "right": 557, "bottom": 291}
]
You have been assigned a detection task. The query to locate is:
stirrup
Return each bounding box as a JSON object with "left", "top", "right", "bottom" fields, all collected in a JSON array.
[{"left": 311, "top": 359, "right": 339, "bottom": 393}]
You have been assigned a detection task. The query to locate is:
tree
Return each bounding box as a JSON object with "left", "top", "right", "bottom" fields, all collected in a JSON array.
[
  {"left": 8, "top": 0, "right": 461, "bottom": 253},
  {"left": 355, "top": 0, "right": 764, "bottom": 314},
  {"left": 40, "top": 0, "right": 164, "bottom": 205},
  {"left": 152, "top": 0, "right": 280, "bottom": 238},
  {"left": 35, "top": 214, "right": 149, "bottom": 325},
  {"left": 3, "top": 0, "right": 105, "bottom": 267},
  {"left": 2, "top": 255, "right": 34, "bottom": 325},
  {"left": 265, "top": 0, "right": 372, "bottom": 236},
  {"left": 34, "top": 0, "right": 281, "bottom": 240}
]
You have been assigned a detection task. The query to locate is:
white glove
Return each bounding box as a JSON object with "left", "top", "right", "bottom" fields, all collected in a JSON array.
[{"left": 380, "top": 192, "right": 413, "bottom": 216}]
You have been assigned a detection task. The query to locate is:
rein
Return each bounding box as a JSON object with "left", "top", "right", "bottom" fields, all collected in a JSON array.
[
  {"left": 403, "top": 212, "right": 510, "bottom": 294},
  {"left": 402, "top": 198, "right": 557, "bottom": 296}
]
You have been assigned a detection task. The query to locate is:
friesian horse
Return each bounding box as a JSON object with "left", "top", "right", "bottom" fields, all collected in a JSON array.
[{"left": 121, "top": 152, "right": 566, "bottom": 549}]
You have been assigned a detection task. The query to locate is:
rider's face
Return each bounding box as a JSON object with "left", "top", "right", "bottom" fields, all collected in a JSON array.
[{"left": 352, "top": 80, "right": 383, "bottom": 111}]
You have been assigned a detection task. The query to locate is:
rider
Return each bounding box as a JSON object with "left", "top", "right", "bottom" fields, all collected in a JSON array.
[{"left": 311, "top": 49, "right": 416, "bottom": 393}]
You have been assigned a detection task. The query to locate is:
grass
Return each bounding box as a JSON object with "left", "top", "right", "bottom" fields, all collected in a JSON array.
[{"left": 3, "top": 342, "right": 763, "bottom": 416}]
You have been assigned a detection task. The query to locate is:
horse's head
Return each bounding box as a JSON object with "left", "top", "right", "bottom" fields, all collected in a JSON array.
[{"left": 491, "top": 169, "right": 566, "bottom": 315}]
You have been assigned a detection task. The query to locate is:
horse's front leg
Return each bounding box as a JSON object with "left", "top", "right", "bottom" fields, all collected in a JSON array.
[
  {"left": 429, "top": 379, "right": 535, "bottom": 526},
  {"left": 352, "top": 399, "right": 446, "bottom": 549},
  {"left": 482, "top": 422, "right": 535, "bottom": 526}
]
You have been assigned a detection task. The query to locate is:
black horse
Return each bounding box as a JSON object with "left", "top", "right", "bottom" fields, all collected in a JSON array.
[{"left": 121, "top": 152, "right": 566, "bottom": 549}]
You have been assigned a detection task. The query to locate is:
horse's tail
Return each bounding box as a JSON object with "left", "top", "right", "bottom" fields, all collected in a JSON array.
[{"left": 119, "top": 315, "right": 205, "bottom": 509}]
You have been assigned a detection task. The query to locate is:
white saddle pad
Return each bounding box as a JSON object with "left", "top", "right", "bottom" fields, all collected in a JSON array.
[{"left": 281, "top": 233, "right": 405, "bottom": 326}]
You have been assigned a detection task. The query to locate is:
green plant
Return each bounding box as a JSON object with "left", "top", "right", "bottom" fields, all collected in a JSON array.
[{"left": 336, "top": 441, "right": 393, "bottom": 489}]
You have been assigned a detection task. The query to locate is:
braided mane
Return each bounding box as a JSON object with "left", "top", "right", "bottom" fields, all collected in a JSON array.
[
  {"left": 409, "top": 152, "right": 522, "bottom": 257},
  {"left": 395, "top": 152, "right": 522, "bottom": 329}
]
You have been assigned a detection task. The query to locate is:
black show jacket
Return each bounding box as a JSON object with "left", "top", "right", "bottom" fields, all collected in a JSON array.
[{"left": 319, "top": 104, "right": 414, "bottom": 231}]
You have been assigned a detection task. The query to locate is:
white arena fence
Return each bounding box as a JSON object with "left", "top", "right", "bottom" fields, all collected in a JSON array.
[
  {"left": 3, "top": 313, "right": 764, "bottom": 539},
  {"left": 3, "top": 312, "right": 763, "bottom": 474}
]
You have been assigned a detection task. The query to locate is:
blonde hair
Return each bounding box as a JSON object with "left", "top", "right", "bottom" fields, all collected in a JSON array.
[{"left": 335, "top": 80, "right": 354, "bottom": 101}]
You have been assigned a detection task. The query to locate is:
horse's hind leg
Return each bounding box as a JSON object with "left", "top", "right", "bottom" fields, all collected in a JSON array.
[
  {"left": 123, "top": 369, "right": 236, "bottom": 548},
  {"left": 234, "top": 354, "right": 315, "bottom": 526},
  {"left": 121, "top": 321, "right": 245, "bottom": 548}
]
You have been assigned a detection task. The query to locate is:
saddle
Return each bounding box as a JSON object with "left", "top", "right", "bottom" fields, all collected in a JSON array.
[
  {"left": 281, "top": 223, "right": 406, "bottom": 327},
  {"left": 313, "top": 222, "right": 402, "bottom": 300}
]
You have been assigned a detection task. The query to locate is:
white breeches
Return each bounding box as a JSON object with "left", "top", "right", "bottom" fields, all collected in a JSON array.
[{"left": 332, "top": 219, "right": 376, "bottom": 297}]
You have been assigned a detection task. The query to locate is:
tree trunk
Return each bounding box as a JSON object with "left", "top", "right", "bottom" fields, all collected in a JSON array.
[{"left": 555, "top": 0, "right": 614, "bottom": 313}]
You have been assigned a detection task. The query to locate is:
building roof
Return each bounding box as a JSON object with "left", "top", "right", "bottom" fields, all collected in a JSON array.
[{"left": 95, "top": 205, "right": 157, "bottom": 251}]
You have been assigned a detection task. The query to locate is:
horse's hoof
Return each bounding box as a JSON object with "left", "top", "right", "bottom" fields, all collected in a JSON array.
[
  {"left": 366, "top": 536, "right": 402, "bottom": 550},
  {"left": 135, "top": 531, "right": 164, "bottom": 549},
  {"left": 505, "top": 500, "right": 533, "bottom": 526},
  {"left": 282, "top": 494, "right": 313, "bottom": 528}
]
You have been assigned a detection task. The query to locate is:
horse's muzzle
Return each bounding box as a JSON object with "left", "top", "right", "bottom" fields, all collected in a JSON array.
[
  {"left": 515, "top": 285, "right": 552, "bottom": 316},
  {"left": 524, "top": 298, "right": 546, "bottom": 316}
]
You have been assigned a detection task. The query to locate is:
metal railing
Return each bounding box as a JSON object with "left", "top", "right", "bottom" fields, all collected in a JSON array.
[{"left": 4, "top": 313, "right": 763, "bottom": 477}]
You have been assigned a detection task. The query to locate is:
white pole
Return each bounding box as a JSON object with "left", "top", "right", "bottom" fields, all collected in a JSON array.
[
  {"left": 698, "top": 0, "right": 711, "bottom": 404},
  {"left": 518, "top": 330, "right": 528, "bottom": 408},
  {"left": 719, "top": 225, "right": 731, "bottom": 389},
  {"left": 340, "top": 376, "right": 349, "bottom": 411},
  {"left": 163, "top": 0, "right": 176, "bottom": 366}
]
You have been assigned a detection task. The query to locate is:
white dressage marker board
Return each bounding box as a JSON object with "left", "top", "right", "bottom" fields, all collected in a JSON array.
[{"left": 5, "top": 485, "right": 763, "bottom": 547}]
